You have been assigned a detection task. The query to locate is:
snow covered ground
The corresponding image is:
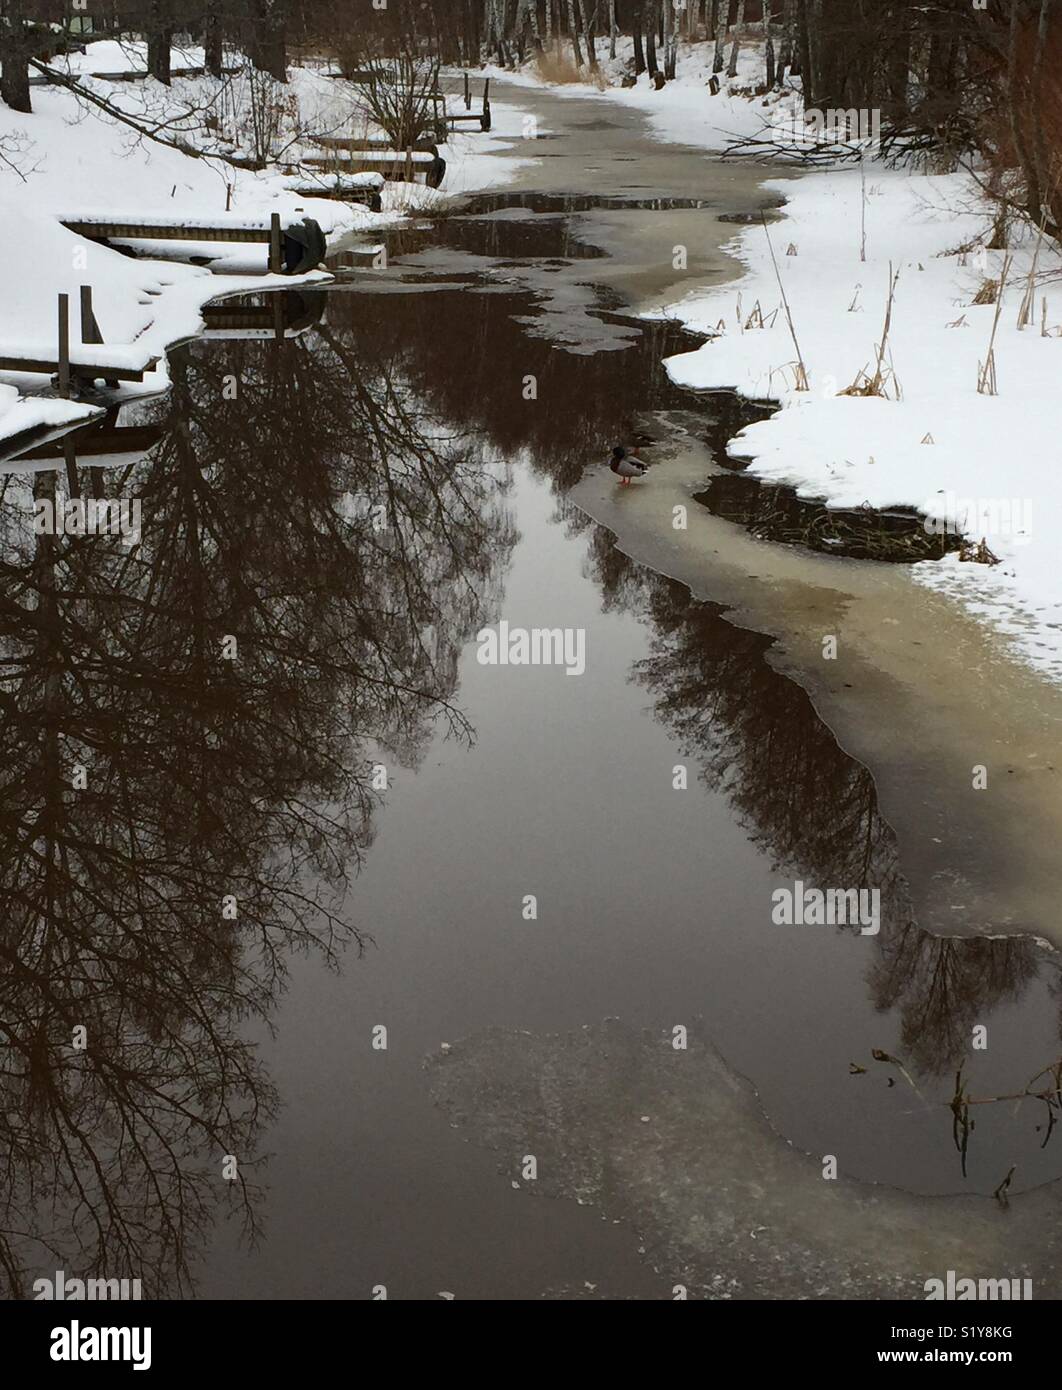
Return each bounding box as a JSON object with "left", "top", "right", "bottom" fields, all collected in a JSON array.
[
  {"left": 486, "top": 37, "right": 1062, "bottom": 683},
  {"left": 660, "top": 165, "right": 1062, "bottom": 683},
  {"left": 0, "top": 43, "right": 534, "bottom": 447}
]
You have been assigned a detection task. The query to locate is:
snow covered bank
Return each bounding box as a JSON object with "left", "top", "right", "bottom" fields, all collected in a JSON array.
[
  {"left": 0, "top": 46, "right": 535, "bottom": 446},
  {"left": 661, "top": 165, "right": 1062, "bottom": 683}
]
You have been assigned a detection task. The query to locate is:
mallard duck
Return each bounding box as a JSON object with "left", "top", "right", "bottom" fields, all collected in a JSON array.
[{"left": 609, "top": 446, "right": 647, "bottom": 486}]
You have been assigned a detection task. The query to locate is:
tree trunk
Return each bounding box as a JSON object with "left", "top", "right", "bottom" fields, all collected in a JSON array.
[
  {"left": 796, "top": 0, "right": 812, "bottom": 103},
  {"left": 633, "top": 18, "right": 645, "bottom": 71},
  {"left": 1008, "top": 0, "right": 1041, "bottom": 226},
  {"left": 0, "top": 1, "right": 33, "bottom": 113},
  {"left": 567, "top": 0, "right": 584, "bottom": 65},
  {"left": 609, "top": 0, "right": 618, "bottom": 57},
  {"left": 204, "top": 13, "right": 224, "bottom": 78},
  {"left": 248, "top": 0, "right": 287, "bottom": 82},
  {"left": 727, "top": 0, "right": 745, "bottom": 77},
  {"left": 147, "top": 32, "right": 172, "bottom": 84},
  {"left": 577, "top": 0, "right": 597, "bottom": 67},
  {"left": 645, "top": 0, "right": 658, "bottom": 75},
  {"left": 1032, "top": 0, "right": 1054, "bottom": 223},
  {"left": 764, "top": 0, "right": 775, "bottom": 88},
  {"left": 713, "top": 2, "right": 727, "bottom": 72},
  {"left": 884, "top": 0, "right": 911, "bottom": 120},
  {"left": 777, "top": 0, "right": 793, "bottom": 84}
]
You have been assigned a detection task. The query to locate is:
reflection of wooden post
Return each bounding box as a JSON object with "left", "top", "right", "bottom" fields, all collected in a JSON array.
[
  {"left": 273, "top": 293, "right": 285, "bottom": 341},
  {"left": 269, "top": 213, "right": 282, "bottom": 274},
  {"left": 57, "top": 293, "right": 70, "bottom": 398},
  {"left": 63, "top": 433, "right": 79, "bottom": 498}
]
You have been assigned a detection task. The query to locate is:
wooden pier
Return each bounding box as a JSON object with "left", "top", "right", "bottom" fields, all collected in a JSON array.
[
  {"left": 58, "top": 211, "right": 327, "bottom": 275},
  {"left": 30, "top": 63, "right": 242, "bottom": 87},
  {"left": 446, "top": 76, "right": 491, "bottom": 131},
  {"left": 0, "top": 287, "right": 156, "bottom": 396},
  {"left": 303, "top": 148, "right": 446, "bottom": 189}
]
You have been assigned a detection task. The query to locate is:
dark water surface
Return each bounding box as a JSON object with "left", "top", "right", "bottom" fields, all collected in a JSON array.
[{"left": 4, "top": 194, "right": 1062, "bottom": 1300}]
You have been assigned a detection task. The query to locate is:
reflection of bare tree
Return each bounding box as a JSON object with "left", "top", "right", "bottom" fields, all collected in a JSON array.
[
  {"left": 323, "top": 285, "right": 704, "bottom": 491},
  {"left": 0, "top": 301, "right": 511, "bottom": 1297},
  {"left": 582, "top": 540, "right": 1050, "bottom": 1079},
  {"left": 871, "top": 927, "right": 1040, "bottom": 1078}
]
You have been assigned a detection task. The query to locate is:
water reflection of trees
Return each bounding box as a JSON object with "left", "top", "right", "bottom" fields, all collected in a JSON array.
[
  {"left": 0, "top": 300, "right": 511, "bottom": 1297},
  {"left": 324, "top": 284, "right": 715, "bottom": 490},
  {"left": 583, "top": 538, "right": 1051, "bottom": 1079},
  {"left": 322, "top": 272, "right": 1054, "bottom": 1094}
]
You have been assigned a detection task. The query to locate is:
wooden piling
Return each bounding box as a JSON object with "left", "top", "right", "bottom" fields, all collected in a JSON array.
[
  {"left": 57, "top": 293, "right": 70, "bottom": 399},
  {"left": 62, "top": 433, "right": 79, "bottom": 497},
  {"left": 405, "top": 146, "right": 413, "bottom": 182},
  {"left": 79, "top": 285, "right": 101, "bottom": 345},
  {"left": 269, "top": 212, "right": 282, "bottom": 274},
  {"left": 464, "top": 71, "right": 471, "bottom": 110}
]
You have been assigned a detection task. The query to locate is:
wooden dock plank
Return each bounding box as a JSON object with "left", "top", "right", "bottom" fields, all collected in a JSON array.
[{"left": 62, "top": 219, "right": 275, "bottom": 245}]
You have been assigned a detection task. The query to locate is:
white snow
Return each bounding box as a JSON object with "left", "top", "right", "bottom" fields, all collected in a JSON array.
[{"left": 660, "top": 164, "right": 1062, "bottom": 683}]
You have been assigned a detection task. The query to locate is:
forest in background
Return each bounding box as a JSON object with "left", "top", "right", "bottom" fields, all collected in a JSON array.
[{"left": 1, "top": 1, "right": 1061, "bottom": 240}]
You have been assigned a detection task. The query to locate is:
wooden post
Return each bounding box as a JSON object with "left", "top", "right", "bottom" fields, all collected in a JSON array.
[
  {"left": 405, "top": 145, "right": 413, "bottom": 182},
  {"left": 57, "top": 293, "right": 70, "bottom": 399},
  {"left": 79, "top": 285, "right": 101, "bottom": 344},
  {"left": 464, "top": 70, "right": 471, "bottom": 109},
  {"left": 269, "top": 213, "right": 282, "bottom": 274}
]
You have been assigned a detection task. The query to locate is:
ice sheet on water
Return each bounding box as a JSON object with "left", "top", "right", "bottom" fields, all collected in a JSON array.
[{"left": 426, "top": 1018, "right": 1062, "bottom": 1299}]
